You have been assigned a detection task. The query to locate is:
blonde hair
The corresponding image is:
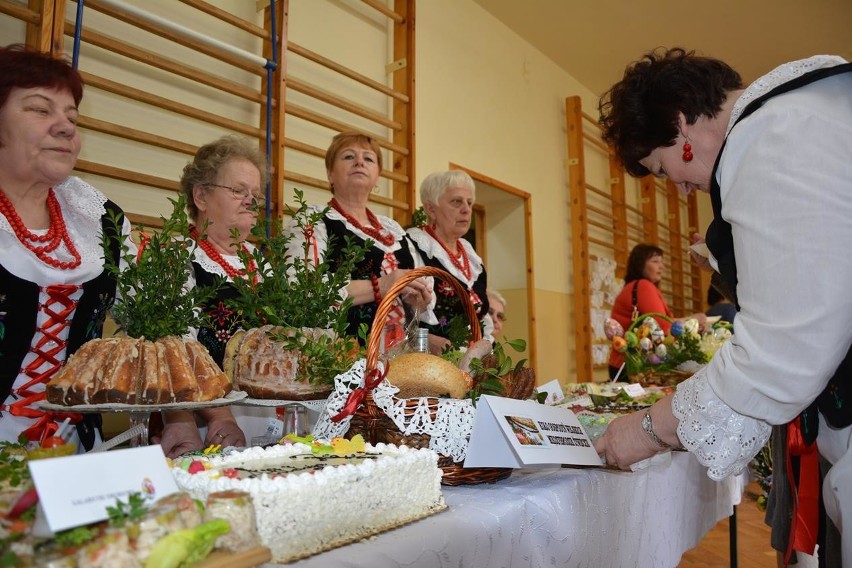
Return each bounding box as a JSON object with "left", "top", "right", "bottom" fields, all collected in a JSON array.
[{"left": 419, "top": 170, "right": 476, "bottom": 207}]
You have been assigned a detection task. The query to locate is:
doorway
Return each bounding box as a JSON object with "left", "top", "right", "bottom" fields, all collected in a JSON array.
[{"left": 450, "top": 164, "right": 537, "bottom": 373}]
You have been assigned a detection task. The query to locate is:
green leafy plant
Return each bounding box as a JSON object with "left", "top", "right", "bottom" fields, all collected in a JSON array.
[
  {"left": 105, "top": 195, "right": 216, "bottom": 339},
  {"left": 466, "top": 338, "right": 528, "bottom": 404},
  {"left": 227, "top": 189, "right": 369, "bottom": 385},
  {"left": 107, "top": 492, "right": 149, "bottom": 527}
]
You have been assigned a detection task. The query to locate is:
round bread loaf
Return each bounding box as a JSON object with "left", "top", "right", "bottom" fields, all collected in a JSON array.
[{"left": 385, "top": 352, "right": 468, "bottom": 399}]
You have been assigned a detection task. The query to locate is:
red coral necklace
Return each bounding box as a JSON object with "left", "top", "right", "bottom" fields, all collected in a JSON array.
[
  {"left": 425, "top": 226, "right": 471, "bottom": 279},
  {"left": 329, "top": 198, "right": 396, "bottom": 246},
  {"left": 0, "top": 187, "right": 81, "bottom": 270},
  {"left": 190, "top": 226, "right": 256, "bottom": 281}
]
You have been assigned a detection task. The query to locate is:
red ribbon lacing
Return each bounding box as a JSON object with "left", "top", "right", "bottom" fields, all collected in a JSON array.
[
  {"left": 784, "top": 416, "right": 820, "bottom": 564},
  {"left": 136, "top": 232, "right": 151, "bottom": 262},
  {"left": 5, "top": 285, "right": 83, "bottom": 444},
  {"left": 331, "top": 363, "right": 390, "bottom": 423}
]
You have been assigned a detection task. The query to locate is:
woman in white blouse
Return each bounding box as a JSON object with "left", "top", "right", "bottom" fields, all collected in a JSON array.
[{"left": 594, "top": 47, "right": 852, "bottom": 563}]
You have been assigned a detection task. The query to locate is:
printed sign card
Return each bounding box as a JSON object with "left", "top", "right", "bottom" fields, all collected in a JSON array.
[
  {"left": 28, "top": 445, "right": 179, "bottom": 532},
  {"left": 536, "top": 379, "right": 565, "bottom": 405},
  {"left": 464, "top": 395, "right": 602, "bottom": 468}
]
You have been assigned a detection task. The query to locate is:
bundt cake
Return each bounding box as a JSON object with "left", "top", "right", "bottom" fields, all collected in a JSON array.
[{"left": 46, "top": 336, "right": 231, "bottom": 405}]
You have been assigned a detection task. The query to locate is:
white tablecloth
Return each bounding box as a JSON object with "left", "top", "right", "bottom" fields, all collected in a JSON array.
[{"left": 276, "top": 452, "right": 744, "bottom": 568}]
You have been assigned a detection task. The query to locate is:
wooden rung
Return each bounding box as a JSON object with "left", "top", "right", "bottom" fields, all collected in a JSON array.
[
  {"left": 127, "top": 212, "right": 165, "bottom": 229},
  {"left": 179, "top": 0, "right": 269, "bottom": 39},
  {"left": 68, "top": 25, "right": 264, "bottom": 103},
  {"left": 360, "top": 0, "right": 404, "bottom": 23},
  {"left": 75, "top": 160, "right": 179, "bottom": 192},
  {"left": 80, "top": 72, "right": 265, "bottom": 139},
  {"left": 285, "top": 103, "right": 409, "bottom": 155},
  {"left": 0, "top": 0, "right": 39, "bottom": 23},
  {"left": 287, "top": 77, "right": 402, "bottom": 130},
  {"left": 85, "top": 0, "right": 265, "bottom": 74},
  {"left": 581, "top": 131, "right": 609, "bottom": 152},
  {"left": 77, "top": 116, "right": 199, "bottom": 155},
  {"left": 287, "top": 41, "right": 409, "bottom": 103}
]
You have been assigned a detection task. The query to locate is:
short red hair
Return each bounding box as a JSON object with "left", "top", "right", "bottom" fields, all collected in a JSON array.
[{"left": 0, "top": 44, "right": 84, "bottom": 112}]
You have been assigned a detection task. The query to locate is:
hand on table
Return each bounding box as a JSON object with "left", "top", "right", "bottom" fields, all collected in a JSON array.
[
  {"left": 154, "top": 413, "right": 203, "bottom": 458},
  {"left": 203, "top": 418, "right": 246, "bottom": 449},
  {"left": 593, "top": 410, "right": 664, "bottom": 471}
]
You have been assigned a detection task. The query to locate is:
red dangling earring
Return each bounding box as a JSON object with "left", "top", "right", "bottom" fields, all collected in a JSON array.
[{"left": 682, "top": 142, "right": 693, "bottom": 163}]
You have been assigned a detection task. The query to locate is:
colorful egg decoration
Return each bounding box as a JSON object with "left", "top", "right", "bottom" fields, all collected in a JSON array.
[
  {"left": 624, "top": 331, "right": 638, "bottom": 348},
  {"left": 636, "top": 326, "right": 650, "bottom": 340},
  {"left": 647, "top": 353, "right": 661, "bottom": 365},
  {"left": 670, "top": 321, "right": 684, "bottom": 337},
  {"left": 655, "top": 344, "right": 668, "bottom": 358},
  {"left": 612, "top": 336, "right": 628, "bottom": 352},
  {"left": 643, "top": 317, "right": 660, "bottom": 331},
  {"left": 604, "top": 319, "right": 624, "bottom": 339},
  {"left": 639, "top": 337, "right": 653, "bottom": 351},
  {"left": 650, "top": 328, "right": 665, "bottom": 344},
  {"left": 684, "top": 318, "right": 700, "bottom": 335}
]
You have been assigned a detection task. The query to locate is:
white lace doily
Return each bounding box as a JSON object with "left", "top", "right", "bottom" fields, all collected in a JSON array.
[{"left": 314, "top": 359, "right": 476, "bottom": 462}]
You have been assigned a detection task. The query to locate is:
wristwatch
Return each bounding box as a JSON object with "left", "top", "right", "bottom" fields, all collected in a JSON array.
[{"left": 641, "top": 411, "right": 670, "bottom": 449}]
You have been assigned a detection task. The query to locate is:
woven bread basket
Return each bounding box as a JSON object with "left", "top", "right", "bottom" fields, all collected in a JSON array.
[{"left": 349, "top": 266, "right": 511, "bottom": 486}]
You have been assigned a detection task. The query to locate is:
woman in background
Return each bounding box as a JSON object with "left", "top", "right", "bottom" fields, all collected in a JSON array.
[
  {"left": 407, "top": 170, "right": 492, "bottom": 353},
  {"left": 0, "top": 45, "right": 131, "bottom": 451},
  {"left": 607, "top": 243, "right": 706, "bottom": 379},
  {"left": 286, "top": 132, "right": 431, "bottom": 344},
  {"left": 487, "top": 289, "right": 507, "bottom": 340}
]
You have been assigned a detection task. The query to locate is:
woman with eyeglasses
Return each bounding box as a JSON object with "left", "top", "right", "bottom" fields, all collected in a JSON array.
[{"left": 152, "top": 135, "right": 264, "bottom": 457}]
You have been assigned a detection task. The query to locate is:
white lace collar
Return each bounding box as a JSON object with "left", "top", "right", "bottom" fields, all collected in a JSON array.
[
  {"left": 0, "top": 176, "right": 109, "bottom": 263},
  {"left": 727, "top": 55, "right": 848, "bottom": 135},
  {"left": 323, "top": 203, "right": 406, "bottom": 252},
  {"left": 406, "top": 227, "right": 484, "bottom": 285},
  {"left": 191, "top": 240, "right": 256, "bottom": 281}
]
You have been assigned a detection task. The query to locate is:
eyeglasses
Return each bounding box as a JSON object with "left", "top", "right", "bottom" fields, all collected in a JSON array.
[
  {"left": 489, "top": 309, "right": 506, "bottom": 322},
  {"left": 205, "top": 184, "right": 266, "bottom": 207}
]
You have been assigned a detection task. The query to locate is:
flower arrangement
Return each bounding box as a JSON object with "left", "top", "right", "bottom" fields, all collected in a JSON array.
[
  {"left": 227, "top": 189, "right": 369, "bottom": 387},
  {"left": 604, "top": 313, "right": 732, "bottom": 386}
]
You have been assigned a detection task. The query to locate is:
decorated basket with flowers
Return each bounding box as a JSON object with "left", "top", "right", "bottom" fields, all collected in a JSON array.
[{"left": 604, "top": 313, "right": 732, "bottom": 386}]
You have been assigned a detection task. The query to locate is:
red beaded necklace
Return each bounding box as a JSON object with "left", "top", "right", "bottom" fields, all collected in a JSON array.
[
  {"left": 425, "top": 225, "right": 471, "bottom": 279},
  {"left": 0, "top": 188, "right": 81, "bottom": 270},
  {"left": 329, "top": 198, "right": 396, "bottom": 246},
  {"left": 190, "top": 226, "right": 257, "bottom": 282}
]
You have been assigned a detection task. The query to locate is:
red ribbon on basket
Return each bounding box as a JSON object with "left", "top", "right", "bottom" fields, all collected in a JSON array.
[
  {"left": 784, "top": 416, "right": 820, "bottom": 564},
  {"left": 331, "top": 363, "right": 389, "bottom": 423}
]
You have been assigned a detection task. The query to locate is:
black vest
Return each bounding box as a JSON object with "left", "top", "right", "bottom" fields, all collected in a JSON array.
[
  {"left": 705, "top": 63, "right": 852, "bottom": 443},
  {"left": 0, "top": 199, "right": 124, "bottom": 449},
  {"left": 322, "top": 215, "right": 415, "bottom": 341}
]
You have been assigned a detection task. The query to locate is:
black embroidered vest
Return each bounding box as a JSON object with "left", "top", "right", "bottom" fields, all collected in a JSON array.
[
  {"left": 322, "top": 215, "right": 415, "bottom": 340},
  {"left": 0, "top": 199, "right": 124, "bottom": 449},
  {"left": 705, "top": 63, "right": 852, "bottom": 443}
]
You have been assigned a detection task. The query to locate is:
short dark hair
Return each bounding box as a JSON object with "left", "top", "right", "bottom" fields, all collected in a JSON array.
[
  {"left": 625, "top": 243, "right": 663, "bottom": 283},
  {"left": 0, "top": 44, "right": 83, "bottom": 112},
  {"left": 598, "top": 47, "right": 742, "bottom": 177}
]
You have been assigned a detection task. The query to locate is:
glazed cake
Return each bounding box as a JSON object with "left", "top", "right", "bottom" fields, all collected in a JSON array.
[{"left": 171, "top": 441, "right": 446, "bottom": 563}]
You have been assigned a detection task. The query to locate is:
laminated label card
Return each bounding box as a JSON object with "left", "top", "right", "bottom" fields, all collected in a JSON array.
[
  {"left": 28, "top": 445, "right": 179, "bottom": 532},
  {"left": 464, "top": 395, "right": 602, "bottom": 468}
]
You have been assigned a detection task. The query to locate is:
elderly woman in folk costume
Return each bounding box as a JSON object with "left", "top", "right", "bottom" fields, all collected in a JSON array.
[
  {"left": 0, "top": 45, "right": 132, "bottom": 451},
  {"left": 285, "top": 132, "right": 432, "bottom": 346},
  {"left": 406, "top": 170, "right": 493, "bottom": 354},
  {"left": 152, "top": 136, "right": 270, "bottom": 457}
]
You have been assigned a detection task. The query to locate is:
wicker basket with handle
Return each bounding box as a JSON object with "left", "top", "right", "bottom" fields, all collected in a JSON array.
[{"left": 349, "top": 266, "right": 512, "bottom": 486}]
